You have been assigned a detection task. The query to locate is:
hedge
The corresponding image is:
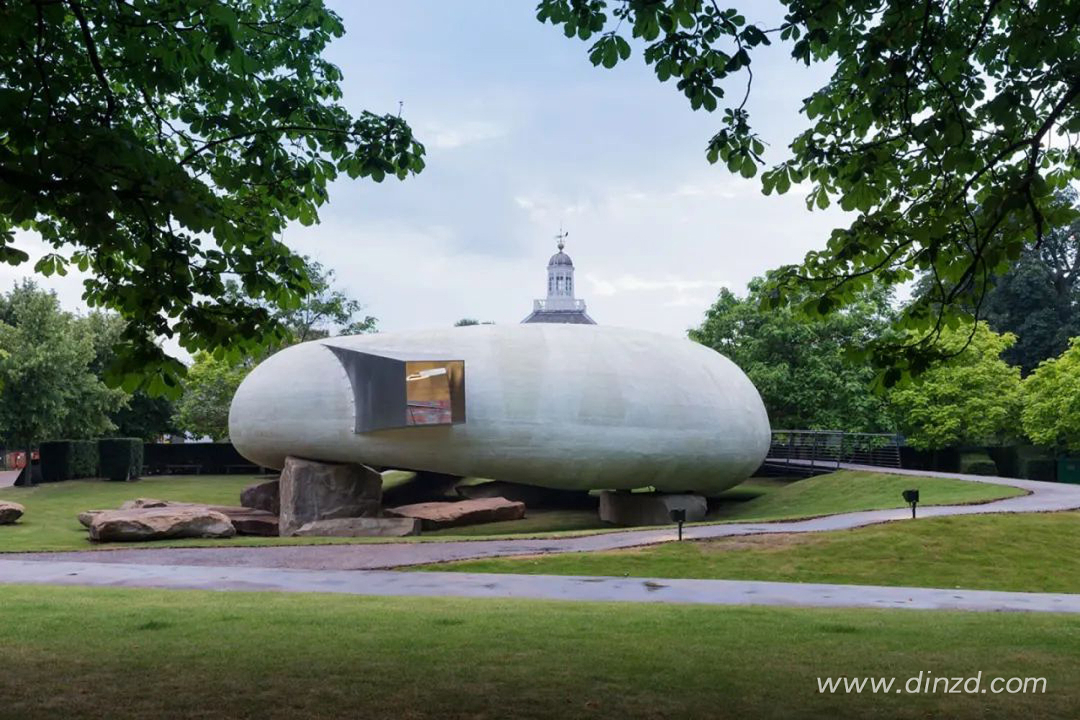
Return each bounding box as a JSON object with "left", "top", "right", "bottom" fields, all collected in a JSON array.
[
  {"left": 1024, "top": 458, "right": 1057, "bottom": 482},
  {"left": 986, "top": 446, "right": 1020, "bottom": 478},
  {"left": 959, "top": 452, "right": 998, "bottom": 476},
  {"left": 142, "top": 442, "right": 258, "bottom": 475},
  {"left": 39, "top": 440, "right": 99, "bottom": 482},
  {"left": 1016, "top": 446, "right": 1058, "bottom": 482},
  {"left": 98, "top": 438, "right": 144, "bottom": 482},
  {"left": 71, "top": 440, "right": 98, "bottom": 478},
  {"left": 899, "top": 446, "right": 961, "bottom": 473}
]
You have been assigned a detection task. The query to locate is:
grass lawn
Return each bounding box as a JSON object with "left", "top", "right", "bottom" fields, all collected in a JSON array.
[
  {"left": 1, "top": 585, "right": 1078, "bottom": 719},
  {"left": 0, "top": 470, "right": 1024, "bottom": 552},
  {"left": 0, "top": 475, "right": 380, "bottom": 553},
  {"left": 703, "top": 470, "right": 1025, "bottom": 523},
  {"left": 426, "top": 511, "right": 1080, "bottom": 593},
  {"left": 429, "top": 472, "right": 1023, "bottom": 536}
]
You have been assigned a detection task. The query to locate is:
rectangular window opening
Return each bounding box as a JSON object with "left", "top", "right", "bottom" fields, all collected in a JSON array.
[{"left": 405, "top": 360, "right": 465, "bottom": 426}]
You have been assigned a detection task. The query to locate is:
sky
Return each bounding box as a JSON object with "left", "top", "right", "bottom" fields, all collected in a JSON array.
[{"left": 8, "top": 1, "right": 852, "bottom": 344}]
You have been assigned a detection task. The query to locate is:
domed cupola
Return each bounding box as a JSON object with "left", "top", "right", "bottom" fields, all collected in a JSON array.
[
  {"left": 548, "top": 241, "right": 574, "bottom": 267},
  {"left": 521, "top": 229, "right": 597, "bottom": 325}
]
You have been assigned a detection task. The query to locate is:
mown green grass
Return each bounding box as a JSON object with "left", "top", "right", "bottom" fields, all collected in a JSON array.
[
  {"left": 0, "top": 584, "right": 1078, "bottom": 719},
  {"left": 0, "top": 475, "right": 428, "bottom": 552},
  {"left": 427, "top": 472, "right": 1022, "bottom": 536},
  {"left": 704, "top": 471, "right": 1025, "bottom": 523},
  {"left": 0, "top": 471, "right": 1024, "bottom": 552},
  {"left": 426, "top": 512, "right": 1080, "bottom": 593}
]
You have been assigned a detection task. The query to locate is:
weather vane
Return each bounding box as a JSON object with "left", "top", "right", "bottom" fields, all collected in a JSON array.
[{"left": 555, "top": 224, "right": 568, "bottom": 251}]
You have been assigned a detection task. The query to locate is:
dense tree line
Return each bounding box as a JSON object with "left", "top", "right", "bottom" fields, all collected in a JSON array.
[
  {"left": 0, "top": 258, "right": 375, "bottom": 450},
  {"left": 692, "top": 198, "right": 1080, "bottom": 452}
]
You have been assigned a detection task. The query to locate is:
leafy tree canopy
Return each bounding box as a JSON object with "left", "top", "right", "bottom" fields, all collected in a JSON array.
[
  {"left": 910, "top": 189, "right": 1080, "bottom": 374},
  {"left": 982, "top": 190, "right": 1080, "bottom": 374},
  {"left": 172, "top": 351, "right": 249, "bottom": 441},
  {"left": 111, "top": 392, "right": 177, "bottom": 441},
  {"left": 0, "top": 281, "right": 126, "bottom": 450},
  {"left": 689, "top": 279, "right": 895, "bottom": 432},
  {"left": 176, "top": 257, "right": 371, "bottom": 439},
  {"left": 81, "top": 310, "right": 177, "bottom": 440},
  {"left": 1021, "top": 338, "right": 1080, "bottom": 451},
  {"left": 537, "top": 0, "right": 1080, "bottom": 380},
  {"left": 887, "top": 323, "right": 1022, "bottom": 450},
  {"left": 0, "top": 0, "right": 423, "bottom": 395},
  {"left": 223, "top": 257, "right": 378, "bottom": 345}
]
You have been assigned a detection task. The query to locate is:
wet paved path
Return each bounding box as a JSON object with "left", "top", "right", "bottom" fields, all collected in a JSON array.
[
  {"left": 5, "top": 465, "right": 1080, "bottom": 571},
  {"left": 4, "top": 465, "right": 1080, "bottom": 612},
  {"left": 2, "top": 559, "right": 1080, "bottom": 613}
]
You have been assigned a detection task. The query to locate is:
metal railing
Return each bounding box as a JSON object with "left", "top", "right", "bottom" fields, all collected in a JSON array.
[
  {"left": 533, "top": 298, "right": 587, "bottom": 311},
  {"left": 764, "top": 430, "right": 902, "bottom": 474}
]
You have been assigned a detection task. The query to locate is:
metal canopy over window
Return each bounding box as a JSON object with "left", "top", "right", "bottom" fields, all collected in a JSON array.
[{"left": 324, "top": 345, "right": 466, "bottom": 433}]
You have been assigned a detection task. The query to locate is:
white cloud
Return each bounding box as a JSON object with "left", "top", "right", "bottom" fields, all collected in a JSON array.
[{"left": 420, "top": 120, "right": 507, "bottom": 150}]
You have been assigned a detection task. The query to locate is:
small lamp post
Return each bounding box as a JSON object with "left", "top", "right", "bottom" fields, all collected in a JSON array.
[
  {"left": 670, "top": 508, "right": 687, "bottom": 541},
  {"left": 902, "top": 489, "right": 920, "bottom": 519}
]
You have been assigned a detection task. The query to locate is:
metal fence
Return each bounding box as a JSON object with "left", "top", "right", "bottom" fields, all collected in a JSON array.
[{"left": 764, "top": 430, "right": 902, "bottom": 474}]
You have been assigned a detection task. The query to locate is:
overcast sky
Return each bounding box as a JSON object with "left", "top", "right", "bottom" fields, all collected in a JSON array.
[{"left": 8, "top": 1, "right": 852, "bottom": 344}]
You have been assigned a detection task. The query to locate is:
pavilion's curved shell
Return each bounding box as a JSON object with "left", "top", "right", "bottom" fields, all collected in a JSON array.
[{"left": 228, "top": 324, "right": 770, "bottom": 495}]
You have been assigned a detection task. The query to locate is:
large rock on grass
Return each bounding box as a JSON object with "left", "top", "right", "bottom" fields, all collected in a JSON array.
[
  {"left": 212, "top": 507, "right": 278, "bottom": 537},
  {"left": 386, "top": 497, "right": 525, "bottom": 530},
  {"left": 0, "top": 500, "right": 25, "bottom": 524},
  {"left": 292, "top": 517, "right": 421, "bottom": 538},
  {"left": 240, "top": 479, "right": 280, "bottom": 515},
  {"left": 279, "top": 456, "right": 382, "bottom": 536},
  {"left": 598, "top": 492, "right": 707, "bottom": 526},
  {"left": 89, "top": 507, "right": 235, "bottom": 542},
  {"left": 95, "top": 501, "right": 278, "bottom": 537},
  {"left": 78, "top": 510, "right": 105, "bottom": 528}
]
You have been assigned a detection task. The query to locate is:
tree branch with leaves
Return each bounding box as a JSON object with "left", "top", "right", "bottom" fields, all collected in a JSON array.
[
  {"left": 0, "top": 0, "right": 424, "bottom": 395},
  {"left": 537, "top": 0, "right": 1080, "bottom": 382}
]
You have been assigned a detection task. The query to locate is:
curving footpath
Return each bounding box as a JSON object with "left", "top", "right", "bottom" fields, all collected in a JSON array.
[
  {"left": 3, "top": 560, "right": 1080, "bottom": 613},
  {"left": 5, "top": 465, "right": 1080, "bottom": 571},
  {"left": 3, "top": 465, "right": 1080, "bottom": 612}
]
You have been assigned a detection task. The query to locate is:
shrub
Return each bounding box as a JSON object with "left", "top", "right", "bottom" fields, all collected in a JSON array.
[
  {"left": 39, "top": 440, "right": 99, "bottom": 482},
  {"left": 960, "top": 452, "right": 998, "bottom": 476},
  {"left": 98, "top": 438, "right": 143, "bottom": 481},
  {"left": 70, "top": 440, "right": 98, "bottom": 477}
]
